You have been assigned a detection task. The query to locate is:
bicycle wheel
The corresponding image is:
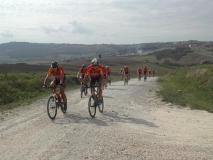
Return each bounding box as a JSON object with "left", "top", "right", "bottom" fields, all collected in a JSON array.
[
  {"left": 47, "top": 96, "right": 57, "bottom": 120},
  {"left": 80, "top": 85, "right": 84, "bottom": 98},
  {"left": 88, "top": 96, "right": 96, "bottom": 118},
  {"left": 108, "top": 80, "right": 111, "bottom": 86},
  {"left": 98, "top": 98, "right": 104, "bottom": 113}
]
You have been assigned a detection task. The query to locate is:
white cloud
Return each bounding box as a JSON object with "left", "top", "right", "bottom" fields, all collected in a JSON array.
[{"left": 0, "top": 0, "right": 213, "bottom": 44}]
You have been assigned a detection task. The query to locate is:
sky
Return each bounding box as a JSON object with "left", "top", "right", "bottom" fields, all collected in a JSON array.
[{"left": 1, "top": 0, "right": 213, "bottom": 44}]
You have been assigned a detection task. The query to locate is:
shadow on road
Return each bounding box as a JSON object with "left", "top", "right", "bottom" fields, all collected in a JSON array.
[
  {"left": 52, "top": 113, "right": 109, "bottom": 126},
  {"left": 102, "top": 111, "right": 158, "bottom": 128}
]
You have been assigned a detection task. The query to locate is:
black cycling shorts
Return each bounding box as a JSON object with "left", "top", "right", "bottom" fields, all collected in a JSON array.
[{"left": 90, "top": 76, "right": 101, "bottom": 87}]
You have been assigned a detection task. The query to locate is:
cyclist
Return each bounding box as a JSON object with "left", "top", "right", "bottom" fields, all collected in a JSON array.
[
  {"left": 123, "top": 66, "right": 130, "bottom": 80},
  {"left": 120, "top": 68, "right": 124, "bottom": 81},
  {"left": 152, "top": 70, "right": 155, "bottom": 77},
  {"left": 83, "top": 58, "right": 104, "bottom": 103},
  {"left": 143, "top": 65, "right": 148, "bottom": 78},
  {"left": 102, "top": 66, "right": 107, "bottom": 89},
  {"left": 148, "top": 70, "right": 151, "bottom": 78},
  {"left": 77, "top": 64, "right": 88, "bottom": 94},
  {"left": 137, "top": 67, "right": 142, "bottom": 79},
  {"left": 106, "top": 66, "right": 111, "bottom": 77},
  {"left": 43, "top": 61, "right": 67, "bottom": 112}
]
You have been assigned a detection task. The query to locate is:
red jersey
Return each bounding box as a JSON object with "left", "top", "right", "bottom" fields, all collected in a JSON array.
[
  {"left": 85, "top": 64, "right": 103, "bottom": 78},
  {"left": 137, "top": 68, "right": 142, "bottom": 73},
  {"left": 78, "top": 67, "right": 86, "bottom": 76},
  {"left": 106, "top": 67, "right": 111, "bottom": 73},
  {"left": 102, "top": 68, "right": 107, "bottom": 75},
  {"left": 47, "top": 66, "right": 65, "bottom": 81},
  {"left": 143, "top": 67, "right": 148, "bottom": 71},
  {"left": 123, "top": 68, "right": 130, "bottom": 73}
]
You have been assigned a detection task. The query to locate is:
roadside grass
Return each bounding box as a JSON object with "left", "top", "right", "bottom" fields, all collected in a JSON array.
[
  {"left": 0, "top": 72, "right": 79, "bottom": 111},
  {"left": 157, "top": 64, "right": 213, "bottom": 113}
]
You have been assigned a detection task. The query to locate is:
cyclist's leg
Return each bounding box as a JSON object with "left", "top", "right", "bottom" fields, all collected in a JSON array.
[
  {"left": 50, "top": 79, "right": 56, "bottom": 87},
  {"left": 98, "top": 76, "right": 103, "bottom": 100},
  {"left": 90, "top": 78, "right": 96, "bottom": 94},
  {"left": 58, "top": 79, "right": 67, "bottom": 105}
]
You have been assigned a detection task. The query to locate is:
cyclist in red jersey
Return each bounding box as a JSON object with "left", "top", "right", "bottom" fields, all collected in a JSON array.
[
  {"left": 43, "top": 61, "right": 67, "bottom": 112},
  {"left": 83, "top": 58, "right": 104, "bottom": 103},
  {"left": 123, "top": 66, "right": 130, "bottom": 80},
  {"left": 152, "top": 70, "right": 155, "bottom": 77},
  {"left": 120, "top": 68, "right": 124, "bottom": 80},
  {"left": 142, "top": 66, "right": 148, "bottom": 77},
  {"left": 102, "top": 66, "right": 107, "bottom": 88},
  {"left": 137, "top": 67, "right": 142, "bottom": 79},
  {"left": 148, "top": 70, "right": 151, "bottom": 77},
  {"left": 77, "top": 64, "right": 88, "bottom": 94}
]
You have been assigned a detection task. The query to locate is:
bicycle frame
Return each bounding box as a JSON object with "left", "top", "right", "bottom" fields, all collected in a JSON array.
[
  {"left": 46, "top": 85, "right": 65, "bottom": 120},
  {"left": 50, "top": 87, "right": 61, "bottom": 101},
  {"left": 49, "top": 86, "right": 64, "bottom": 107}
]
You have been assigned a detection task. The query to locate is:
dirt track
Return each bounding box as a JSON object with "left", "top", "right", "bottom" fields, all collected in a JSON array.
[{"left": 1, "top": 77, "right": 213, "bottom": 160}]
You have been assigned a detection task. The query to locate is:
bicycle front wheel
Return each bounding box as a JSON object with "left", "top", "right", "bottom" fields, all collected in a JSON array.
[
  {"left": 80, "top": 85, "right": 84, "bottom": 98},
  {"left": 98, "top": 98, "right": 104, "bottom": 113},
  {"left": 88, "top": 96, "right": 96, "bottom": 118},
  {"left": 47, "top": 96, "right": 57, "bottom": 120}
]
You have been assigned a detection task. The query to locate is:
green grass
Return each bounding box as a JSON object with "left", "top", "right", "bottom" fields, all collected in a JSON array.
[
  {"left": 131, "top": 55, "right": 158, "bottom": 63},
  {"left": 157, "top": 64, "right": 213, "bottom": 113},
  {"left": 0, "top": 72, "right": 79, "bottom": 111}
]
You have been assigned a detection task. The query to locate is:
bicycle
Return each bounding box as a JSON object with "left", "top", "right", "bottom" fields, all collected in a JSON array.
[
  {"left": 87, "top": 82, "right": 104, "bottom": 118},
  {"left": 144, "top": 73, "right": 147, "bottom": 82},
  {"left": 80, "top": 82, "right": 87, "bottom": 98},
  {"left": 45, "top": 85, "right": 66, "bottom": 120},
  {"left": 138, "top": 74, "right": 141, "bottom": 81},
  {"left": 124, "top": 74, "right": 128, "bottom": 85},
  {"left": 107, "top": 76, "right": 111, "bottom": 86}
]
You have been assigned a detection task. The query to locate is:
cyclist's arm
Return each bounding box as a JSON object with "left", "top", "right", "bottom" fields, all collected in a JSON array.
[
  {"left": 76, "top": 71, "right": 80, "bottom": 78},
  {"left": 44, "top": 74, "right": 51, "bottom": 85},
  {"left": 59, "top": 73, "right": 64, "bottom": 85}
]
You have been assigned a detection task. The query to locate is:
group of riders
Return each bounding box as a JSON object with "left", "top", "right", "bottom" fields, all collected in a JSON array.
[
  {"left": 43, "top": 58, "right": 110, "bottom": 113},
  {"left": 43, "top": 58, "right": 155, "bottom": 113},
  {"left": 120, "top": 66, "right": 155, "bottom": 81}
]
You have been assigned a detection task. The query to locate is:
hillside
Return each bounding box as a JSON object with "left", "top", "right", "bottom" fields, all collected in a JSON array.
[
  {"left": 157, "top": 64, "right": 213, "bottom": 112},
  {"left": 1, "top": 41, "right": 213, "bottom": 65}
]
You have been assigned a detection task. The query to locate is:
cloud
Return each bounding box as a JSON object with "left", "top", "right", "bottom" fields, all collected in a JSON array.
[
  {"left": 69, "top": 20, "right": 93, "bottom": 34},
  {"left": 41, "top": 25, "right": 69, "bottom": 34},
  {"left": 1, "top": 30, "right": 14, "bottom": 38},
  {"left": 0, "top": 0, "right": 212, "bottom": 44}
]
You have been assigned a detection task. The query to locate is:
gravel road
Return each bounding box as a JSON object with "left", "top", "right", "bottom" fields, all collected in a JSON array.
[{"left": 1, "top": 77, "right": 213, "bottom": 160}]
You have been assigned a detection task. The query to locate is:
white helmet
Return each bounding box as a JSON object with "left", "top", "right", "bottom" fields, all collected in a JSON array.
[{"left": 91, "top": 58, "right": 98, "bottom": 66}]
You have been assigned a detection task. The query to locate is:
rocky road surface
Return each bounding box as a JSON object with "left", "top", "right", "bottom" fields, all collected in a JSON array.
[{"left": 1, "top": 77, "right": 213, "bottom": 160}]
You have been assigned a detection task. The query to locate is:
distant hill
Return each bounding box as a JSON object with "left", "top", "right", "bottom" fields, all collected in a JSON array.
[
  {"left": 1, "top": 41, "right": 213, "bottom": 65},
  {"left": 148, "top": 47, "right": 193, "bottom": 61}
]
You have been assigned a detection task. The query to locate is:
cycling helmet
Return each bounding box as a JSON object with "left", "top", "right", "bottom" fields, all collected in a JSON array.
[
  {"left": 125, "top": 66, "right": 127, "bottom": 68},
  {"left": 91, "top": 58, "right": 98, "bottom": 66},
  {"left": 51, "top": 61, "right": 58, "bottom": 68},
  {"left": 82, "top": 64, "right": 86, "bottom": 67},
  {"left": 106, "top": 66, "right": 108, "bottom": 68}
]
